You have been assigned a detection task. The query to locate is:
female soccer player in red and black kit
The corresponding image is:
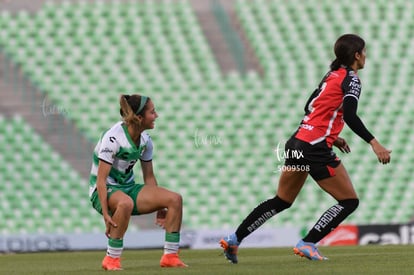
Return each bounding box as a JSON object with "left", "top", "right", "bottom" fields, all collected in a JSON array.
[{"left": 220, "top": 34, "right": 391, "bottom": 262}]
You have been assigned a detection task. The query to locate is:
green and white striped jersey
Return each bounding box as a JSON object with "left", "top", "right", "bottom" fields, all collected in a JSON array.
[{"left": 89, "top": 121, "right": 153, "bottom": 197}]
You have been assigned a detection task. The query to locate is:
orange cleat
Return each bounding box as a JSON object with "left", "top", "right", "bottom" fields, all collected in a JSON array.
[
  {"left": 160, "top": 253, "right": 188, "bottom": 268},
  {"left": 102, "top": 255, "right": 122, "bottom": 270}
]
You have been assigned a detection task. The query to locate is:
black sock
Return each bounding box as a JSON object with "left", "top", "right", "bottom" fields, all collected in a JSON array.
[
  {"left": 235, "top": 196, "right": 291, "bottom": 243},
  {"left": 303, "top": 198, "right": 359, "bottom": 243}
]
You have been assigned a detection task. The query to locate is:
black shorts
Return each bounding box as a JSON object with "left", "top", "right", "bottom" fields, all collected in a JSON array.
[{"left": 283, "top": 136, "right": 341, "bottom": 181}]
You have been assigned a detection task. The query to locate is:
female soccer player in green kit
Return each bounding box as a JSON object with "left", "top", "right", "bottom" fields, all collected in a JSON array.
[{"left": 89, "top": 94, "right": 187, "bottom": 270}]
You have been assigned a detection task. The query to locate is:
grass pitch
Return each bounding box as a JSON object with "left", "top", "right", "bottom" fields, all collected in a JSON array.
[{"left": 1, "top": 245, "right": 414, "bottom": 274}]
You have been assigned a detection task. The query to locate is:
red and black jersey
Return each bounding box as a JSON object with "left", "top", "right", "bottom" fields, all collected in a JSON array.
[{"left": 295, "top": 66, "right": 373, "bottom": 147}]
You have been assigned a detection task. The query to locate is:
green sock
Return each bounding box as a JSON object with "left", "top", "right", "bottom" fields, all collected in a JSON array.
[
  {"left": 165, "top": 232, "right": 180, "bottom": 243},
  {"left": 164, "top": 232, "right": 180, "bottom": 254},
  {"left": 108, "top": 238, "right": 123, "bottom": 248},
  {"left": 107, "top": 238, "right": 123, "bottom": 258}
]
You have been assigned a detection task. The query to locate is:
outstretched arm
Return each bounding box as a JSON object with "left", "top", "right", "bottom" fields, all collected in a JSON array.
[
  {"left": 343, "top": 96, "right": 374, "bottom": 143},
  {"left": 343, "top": 96, "right": 391, "bottom": 164}
]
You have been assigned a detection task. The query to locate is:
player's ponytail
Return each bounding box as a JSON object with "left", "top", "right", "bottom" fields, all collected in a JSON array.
[
  {"left": 330, "top": 58, "right": 342, "bottom": 71},
  {"left": 120, "top": 94, "right": 150, "bottom": 126},
  {"left": 330, "top": 34, "right": 365, "bottom": 71},
  {"left": 119, "top": 95, "right": 133, "bottom": 118}
]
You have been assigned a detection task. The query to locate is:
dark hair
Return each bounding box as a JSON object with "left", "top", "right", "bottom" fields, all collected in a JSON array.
[
  {"left": 330, "top": 34, "right": 365, "bottom": 70},
  {"left": 119, "top": 94, "right": 150, "bottom": 125}
]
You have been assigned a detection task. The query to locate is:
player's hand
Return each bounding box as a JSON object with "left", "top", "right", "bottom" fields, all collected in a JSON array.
[
  {"left": 370, "top": 139, "right": 391, "bottom": 164},
  {"left": 333, "top": 137, "right": 351, "bottom": 153},
  {"left": 104, "top": 214, "right": 117, "bottom": 238},
  {"left": 155, "top": 208, "right": 167, "bottom": 229}
]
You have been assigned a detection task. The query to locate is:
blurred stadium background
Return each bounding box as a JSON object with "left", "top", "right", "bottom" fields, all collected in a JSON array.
[{"left": 0, "top": 0, "right": 413, "bottom": 244}]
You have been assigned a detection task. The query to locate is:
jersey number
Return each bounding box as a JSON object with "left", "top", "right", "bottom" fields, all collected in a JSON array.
[{"left": 125, "top": 161, "right": 136, "bottom": 174}]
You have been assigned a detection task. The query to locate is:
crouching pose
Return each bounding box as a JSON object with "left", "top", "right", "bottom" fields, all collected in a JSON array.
[{"left": 90, "top": 94, "right": 188, "bottom": 270}]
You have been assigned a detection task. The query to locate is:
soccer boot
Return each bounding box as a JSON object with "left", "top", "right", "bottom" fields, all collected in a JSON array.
[
  {"left": 219, "top": 234, "right": 239, "bottom": 264},
  {"left": 102, "top": 255, "right": 122, "bottom": 270},
  {"left": 293, "top": 240, "right": 328, "bottom": 260},
  {"left": 160, "top": 253, "right": 188, "bottom": 267}
]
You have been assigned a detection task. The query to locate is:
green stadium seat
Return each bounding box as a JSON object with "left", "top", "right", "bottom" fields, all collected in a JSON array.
[
  {"left": 1, "top": 0, "right": 414, "bottom": 233},
  {"left": 0, "top": 115, "right": 103, "bottom": 234}
]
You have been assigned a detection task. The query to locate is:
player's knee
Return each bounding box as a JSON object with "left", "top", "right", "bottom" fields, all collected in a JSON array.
[
  {"left": 116, "top": 198, "right": 134, "bottom": 213},
  {"left": 168, "top": 192, "right": 183, "bottom": 209},
  {"left": 339, "top": 198, "right": 359, "bottom": 213},
  {"left": 272, "top": 196, "right": 292, "bottom": 212}
]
